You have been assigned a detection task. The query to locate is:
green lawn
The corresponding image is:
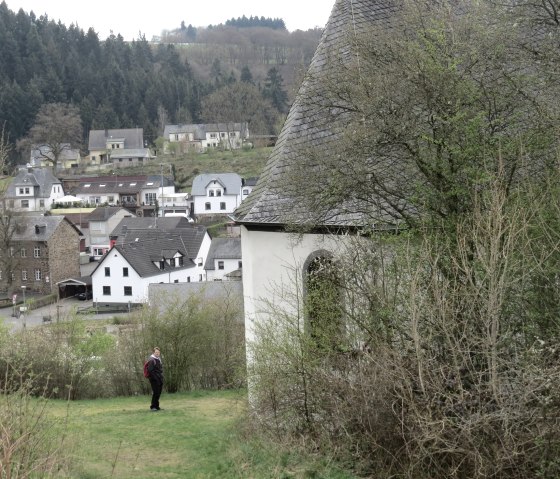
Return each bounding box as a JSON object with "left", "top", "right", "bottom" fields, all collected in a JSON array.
[{"left": 45, "top": 390, "right": 356, "bottom": 479}]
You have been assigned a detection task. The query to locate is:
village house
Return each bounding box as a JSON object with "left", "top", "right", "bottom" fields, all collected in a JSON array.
[
  {"left": 204, "top": 237, "right": 242, "bottom": 282},
  {"left": 163, "top": 122, "right": 249, "bottom": 153},
  {"left": 30, "top": 144, "right": 81, "bottom": 171},
  {"left": 87, "top": 207, "right": 134, "bottom": 259},
  {"left": 86, "top": 128, "right": 155, "bottom": 168},
  {"left": 109, "top": 216, "right": 193, "bottom": 247},
  {"left": 68, "top": 174, "right": 175, "bottom": 217},
  {"left": 91, "top": 226, "right": 211, "bottom": 305},
  {"left": 4, "top": 166, "right": 65, "bottom": 213},
  {"left": 0, "top": 214, "right": 82, "bottom": 295},
  {"left": 190, "top": 173, "right": 243, "bottom": 217}
]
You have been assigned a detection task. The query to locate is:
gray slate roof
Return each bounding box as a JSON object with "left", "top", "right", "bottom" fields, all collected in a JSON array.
[
  {"left": 88, "top": 207, "right": 130, "bottom": 222},
  {"left": 191, "top": 173, "right": 242, "bottom": 197},
  {"left": 6, "top": 167, "right": 62, "bottom": 199},
  {"left": 88, "top": 128, "right": 144, "bottom": 150},
  {"left": 108, "top": 227, "right": 208, "bottom": 278},
  {"left": 110, "top": 216, "right": 193, "bottom": 239},
  {"left": 72, "top": 175, "right": 173, "bottom": 196},
  {"left": 164, "top": 122, "right": 249, "bottom": 140},
  {"left": 110, "top": 148, "right": 153, "bottom": 159},
  {"left": 204, "top": 238, "right": 241, "bottom": 270},
  {"left": 12, "top": 214, "right": 82, "bottom": 241},
  {"left": 233, "top": 0, "right": 399, "bottom": 227}
]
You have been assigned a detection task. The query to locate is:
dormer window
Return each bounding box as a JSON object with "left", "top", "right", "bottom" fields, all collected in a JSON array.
[
  {"left": 216, "top": 190, "right": 222, "bottom": 197},
  {"left": 159, "top": 260, "right": 165, "bottom": 270},
  {"left": 209, "top": 190, "right": 214, "bottom": 197}
]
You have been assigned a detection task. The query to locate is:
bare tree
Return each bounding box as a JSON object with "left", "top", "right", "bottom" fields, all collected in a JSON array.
[
  {"left": 0, "top": 122, "right": 11, "bottom": 177},
  {"left": 17, "top": 103, "right": 82, "bottom": 170}
]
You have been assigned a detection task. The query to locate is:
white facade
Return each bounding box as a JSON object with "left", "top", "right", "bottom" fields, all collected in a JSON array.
[
  {"left": 92, "top": 232, "right": 212, "bottom": 304},
  {"left": 241, "top": 227, "right": 349, "bottom": 344},
  {"left": 206, "top": 257, "right": 242, "bottom": 281},
  {"left": 193, "top": 193, "right": 240, "bottom": 216},
  {"left": 10, "top": 180, "right": 64, "bottom": 212}
]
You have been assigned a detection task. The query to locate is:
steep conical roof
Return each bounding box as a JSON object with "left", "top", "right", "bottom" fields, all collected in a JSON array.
[{"left": 234, "top": 0, "right": 399, "bottom": 227}]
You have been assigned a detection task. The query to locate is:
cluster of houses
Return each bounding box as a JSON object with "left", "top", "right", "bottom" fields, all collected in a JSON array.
[
  {"left": 32, "top": 123, "right": 250, "bottom": 172},
  {"left": 0, "top": 163, "right": 255, "bottom": 305}
]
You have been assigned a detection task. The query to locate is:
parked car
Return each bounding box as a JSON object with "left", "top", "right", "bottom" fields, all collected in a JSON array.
[{"left": 77, "top": 290, "right": 92, "bottom": 300}]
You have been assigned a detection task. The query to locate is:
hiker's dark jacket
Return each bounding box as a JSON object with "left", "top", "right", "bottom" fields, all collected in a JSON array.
[{"left": 147, "top": 356, "right": 163, "bottom": 384}]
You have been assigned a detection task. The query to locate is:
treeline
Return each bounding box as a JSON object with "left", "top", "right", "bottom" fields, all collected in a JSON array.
[
  {"left": 0, "top": 3, "right": 306, "bottom": 164},
  {"left": 224, "top": 16, "right": 286, "bottom": 30}
]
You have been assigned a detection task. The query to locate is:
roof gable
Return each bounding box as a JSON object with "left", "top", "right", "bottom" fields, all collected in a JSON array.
[{"left": 191, "top": 173, "right": 242, "bottom": 196}]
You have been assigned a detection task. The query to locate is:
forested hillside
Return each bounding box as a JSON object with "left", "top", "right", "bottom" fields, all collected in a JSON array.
[{"left": 0, "top": 2, "right": 321, "bottom": 165}]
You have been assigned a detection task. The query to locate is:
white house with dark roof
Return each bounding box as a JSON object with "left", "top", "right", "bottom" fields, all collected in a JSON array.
[
  {"left": 191, "top": 173, "right": 243, "bottom": 217},
  {"left": 87, "top": 128, "right": 155, "bottom": 168},
  {"left": 204, "top": 237, "right": 242, "bottom": 281},
  {"left": 4, "top": 166, "right": 65, "bottom": 212},
  {"left": 71, "top": 175, "right": 175, "bottom": 209},
  {"left": 109, "top": 216, "right": 193, "bottom": 247},
  {"left": 163, "top": 122, "right": 249, "bottom": 153},
  {"left": 91, "top": 226, "right": 211, "bottom": 304}
]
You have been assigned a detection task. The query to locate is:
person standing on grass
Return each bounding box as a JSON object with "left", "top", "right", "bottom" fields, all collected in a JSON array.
[{"left": 147, "top": 347, "right": 164, "bottom": 411}]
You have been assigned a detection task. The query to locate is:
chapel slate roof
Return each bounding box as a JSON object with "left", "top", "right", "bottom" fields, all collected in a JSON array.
[
  {"left": 233, "top": 0, "right": 399, "bottom": 227},
  {"left": 204, "top": 238, "right": 241, "bottom": 270}
]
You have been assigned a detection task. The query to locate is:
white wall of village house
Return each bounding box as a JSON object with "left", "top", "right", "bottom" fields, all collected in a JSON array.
[
  {"left": 240, "top": 226, "right": 349, "bottom": 345},
  {"left": 206, "top": 257, "right": 242, "bottom": 281},
  {"left": 91, "top": 232, "right": 212, "bottom": 303}
]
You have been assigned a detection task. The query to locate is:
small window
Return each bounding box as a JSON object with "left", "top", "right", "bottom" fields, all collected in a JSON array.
[
  {"left": 35, "top": 269, "right": 42, "bottom": 281},
  {"left": 218, "top": 261, "right": 224, "bottom": 270},
  {"left": 187, "top": 276, "right": 191, "bottom": 282},
  {"left": 39, "top": 200, "right": 45, "bottom": 207},
  {"left": 205, "top": 202, "right": 211, "bottom": 211},
  {"left": 209, "top": 190, "right": 215, "bottom": 197},
  {"left": 174, "top": 279, "right": 179, "bottom": 283},
  {"left": 199, "top": 274, "right": 203, "bottom": 281},
  {"left": 243, "top": 189, "right": 249, "bottom": 195},
  {"left": 220, "top": 202, "right": 226, "bottom": 210},
  {"left": 197, "top": 258, "right": 203, "bottom": 266},
  {"left": 124, "top": 286, "right": 132, "bottom": 296},
  {"left": 103, "top": 286, "right": 111, "bottom": 295},
  {"left": 159, "top": 260, "right": 165, "bottom": 270},
  {"left": 20, "top": 248, "right": 26, "bottom": 258},
  {"left": 216, "top": 190, "right": 222, "bottom": 197},
  {"left": 33, "top": 246, "right": 40, "bottom": 258},
  {"left": 123, "top": 267, "right": 129, "bottom": 277},
  {"left": 105, "top": 267, "right": 110, "bottom": 277},
  {"left": 21, "top": 200, "right": 29, "bottom": 208},
  {"left": 238, "top": 261, "right": 242, "bottom": 268},
  {"left": 21, "top": 270, "right": 27, "bottom": 281}
]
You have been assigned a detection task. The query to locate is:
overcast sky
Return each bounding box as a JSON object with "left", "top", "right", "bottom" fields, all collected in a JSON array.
[{"left": 4, "top": 1, "right": 334, "bottom": 40}]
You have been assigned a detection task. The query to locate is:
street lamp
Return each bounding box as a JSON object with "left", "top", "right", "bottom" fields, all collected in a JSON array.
[
  {"left": 21, "top": 285, "right": 26, "bottom": 329},
  {"left": 160, "top": 163, "right": 164, "bottom": 217}
]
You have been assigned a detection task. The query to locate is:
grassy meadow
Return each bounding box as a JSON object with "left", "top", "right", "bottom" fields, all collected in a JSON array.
[{"left": 43, "top": 389, "right": 356, "bottom": 479}]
